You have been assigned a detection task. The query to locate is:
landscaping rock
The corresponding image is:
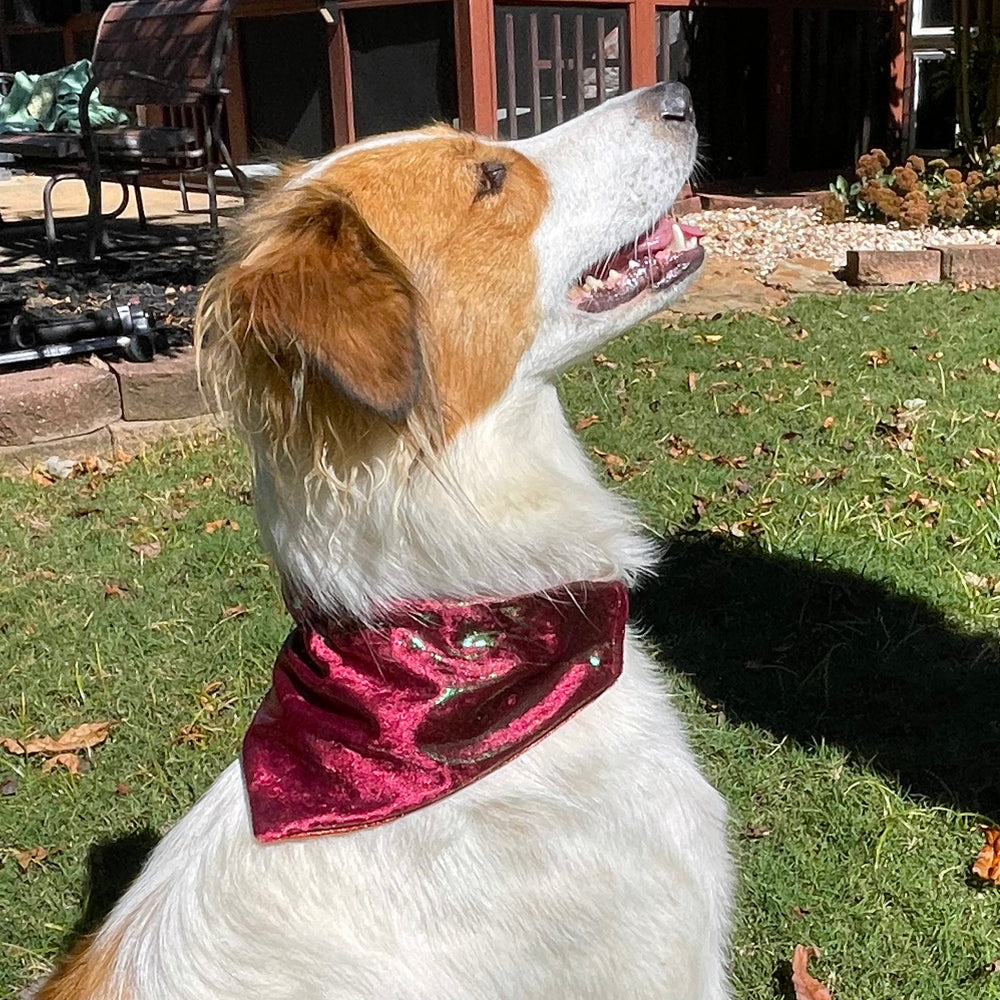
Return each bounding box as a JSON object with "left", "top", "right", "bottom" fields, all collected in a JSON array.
[
  {"left": 653, "top": 256, "right": 788, "bottom": 321},
  {"left": 937, "top": 245, "right": 1000, "bottom": 287},
  {"left": 109, "top": 348, "right": 208, "bottom": 421},
  {"left": 0, "top": 364, "right": 120, "bottom": 446},
  {"left": 844, "top": 249, "right": 941, "bottom": 286},
  {"left": 763, "top": 257, "right": 844, "bottom": 295}
]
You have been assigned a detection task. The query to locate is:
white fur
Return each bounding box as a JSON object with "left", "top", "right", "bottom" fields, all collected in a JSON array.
[{"left": 64, "top": 86, "right": 732, "bottom": 999}]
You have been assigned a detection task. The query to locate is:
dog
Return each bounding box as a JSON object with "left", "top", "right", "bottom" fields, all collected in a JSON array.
[{"left": 36, "top": 82, "right": 732, "bottom": 1000}]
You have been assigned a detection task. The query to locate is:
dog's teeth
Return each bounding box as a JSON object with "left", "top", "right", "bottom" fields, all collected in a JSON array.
[
  {"left": 607, "top": 269, "right": 622, "bottom": 282},
  {"left": 684, "top": 236, "right": 698, "bottom": 250},
  {"left": 671, "top": 223, "right": 686, "bottom": 252},
  {"left": 629, "top": 258, "right": 641, "bottom": 269},
  {"left": 584, "top": 275, "right": 604, "bottom": 291}
]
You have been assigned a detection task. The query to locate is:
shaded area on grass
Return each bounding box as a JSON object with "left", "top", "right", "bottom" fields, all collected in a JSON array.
[
  {"left": 636, "top": 531, "right": 1000, "bottom": 820},
  {"left": 75, "top": 828, "right": 160, "bottom": 938}
]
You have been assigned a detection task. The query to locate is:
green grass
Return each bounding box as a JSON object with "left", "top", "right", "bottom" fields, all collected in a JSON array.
[{"left": 2, "top": 284, "right": 1000, "bottom": 997}]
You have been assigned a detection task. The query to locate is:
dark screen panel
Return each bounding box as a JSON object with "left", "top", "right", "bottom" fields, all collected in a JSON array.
[{"left": 345, "top": 4, "right": 458, "bottom": 139}]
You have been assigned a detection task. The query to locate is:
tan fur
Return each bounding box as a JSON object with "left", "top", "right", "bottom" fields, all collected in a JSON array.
[
  {"left": 196, "top": 130, "right": 548, "bottom": 474},
  {"left": 35, "top": 931, "right": 127, "bottom": 1000}
]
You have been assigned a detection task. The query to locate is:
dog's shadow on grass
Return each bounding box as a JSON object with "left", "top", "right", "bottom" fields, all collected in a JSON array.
[
  {"left": 71, "top": 828, "right": 162, "bottom": 939},
  {"left": 635, "top": 533, "right": 1000, "bottom": 819}
]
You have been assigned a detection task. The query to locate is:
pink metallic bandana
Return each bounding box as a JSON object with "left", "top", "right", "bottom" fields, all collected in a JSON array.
[{"left": 242, "top": 581, "right": 628, "bottom": 842}]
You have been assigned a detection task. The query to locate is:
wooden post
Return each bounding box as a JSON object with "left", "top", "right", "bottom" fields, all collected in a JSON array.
[
  {"left": 889, "top": 0, "right": 910, "bottom": 151},
  {"left": 328, "top": 13, "right": 354, "bottom": 146},
  {"left": 766, "top": 1, "right": 792, "bottom": 187},
  {"left": 628, "top": 0, "right": 657, "bottom": 88},
  {"left": 222, "top": 18, "right": 249, "bottom": 163},
  {"left": 455, "top": 0, "right": 498, "bottom": 137}
]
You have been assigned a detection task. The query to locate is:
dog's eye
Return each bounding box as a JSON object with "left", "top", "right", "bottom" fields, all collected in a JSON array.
[{"left": 475, "top": 161, "right": 507, "bottom": 200}]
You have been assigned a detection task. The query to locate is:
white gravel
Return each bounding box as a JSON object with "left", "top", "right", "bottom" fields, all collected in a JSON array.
[{"left": 683, "top": 206, "right": 1000, "bottom": 277}]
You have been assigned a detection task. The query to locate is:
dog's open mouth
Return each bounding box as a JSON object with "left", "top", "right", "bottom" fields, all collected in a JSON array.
[{"left": 569, "top": 215, "right": 705, "bottom": 313}]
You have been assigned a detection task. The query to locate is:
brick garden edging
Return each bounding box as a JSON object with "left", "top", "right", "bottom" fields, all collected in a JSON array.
[
  {"left": 0, "top": 346, "right": 226, "bottom": 472},
  {"left": 845, "top": 245, "right": 1000, "bottom": 286}
]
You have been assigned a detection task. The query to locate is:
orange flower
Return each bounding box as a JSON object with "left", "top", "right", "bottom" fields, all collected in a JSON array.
[
  {"left": 906, "top": 154, "right": 926, "bottom": 174},
  {"left": 901, "top": 190, "right": 931, "bottom": 228},
  {"left": 892, "top": 165, "right": 919, "bottom": 192},
  {"left": 819, "top": 190, "right": 846, "bottom": 223},
  {"left": 944, "top": 167, "right": 964, "bottom": 185}
]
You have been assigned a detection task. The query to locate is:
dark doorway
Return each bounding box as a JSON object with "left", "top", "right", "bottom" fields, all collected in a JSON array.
[
  {"left": 239, "top": 12, "right": 333, "bottom": 159},
  {"left": 345, "top": 3, "right": 458, "bottom": 139}
]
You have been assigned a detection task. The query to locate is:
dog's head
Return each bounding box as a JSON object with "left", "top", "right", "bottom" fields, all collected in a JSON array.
[{"left": 197, "top": 83, "right": 701, "bottom": 471}]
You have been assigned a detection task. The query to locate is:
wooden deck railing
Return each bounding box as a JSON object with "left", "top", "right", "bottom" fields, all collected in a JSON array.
[{"left": 494, "top": 5, "right": 627, "bottom": 140}]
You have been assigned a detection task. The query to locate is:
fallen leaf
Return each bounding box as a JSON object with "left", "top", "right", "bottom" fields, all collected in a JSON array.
[
  {"left": 791, "top": 945, "right": 833, "bottom": 1000},
  {"left": 0, "top": 721, "right": 113, "bottom": 758},
  {"left": 973, "top": 826, "right": 1000, "bottom": 883},
  {"left": 984, "top": 358, "right": 1000, "bottom": 373},
  {"left": 103, "top": 582, "right": 130, "bottom": 599},
  {"left": 41, "top": 753, "right": 81, "bottom": 775},
  {"left": 926, "top": 350, "right": 944, "bottom": 362},
  {"left": 659, "top": 434, "right": 695, "bottom": 459},
  {"left": 905, "top": 490, "right": 941, "bottom": 514},
  {"left": 742, "top": 824, "right": 771, "bottom": 839},
  {"left": 592, "top": 353, "right": 617, "bottom": 368},
  {"left": 971, "top": 447, "right": 1000, "bottom": 466},
  {"left": 14, "top": 846, "right": 47, "bottom": 871},
  {"left": 782, "top": 359, "right": 804, "bottom": 370},
  {"left": 574, "top": 414, "right": 600, "bottom": 431},
  {"left": 789, "top": 327, "right": 809, "bottom": 341},
  {"left": 821, "top": 416, "right": 835, "bottom": 430},
  {"left": 129, "top": 539, "right": 162, "bottom": 559},
  {"left": 204, "top": 519, "right": 240, "bottom": 534},
  {"left": 0, "top": 777, "right": 18, "bottom": 796},
  {"left": 699, "top": 452, "right": 747, "bottom": 470},
  {"left": 730, "top": 402, "right": 750, "bottom": 417},
  {"left": 986, "top": 957, "right": 1000, "bottom": 974},
  {"left": 174, "top": 723, "right": 208, "bottom": 747},
  {"left": 115, "top": 782, "right": 131, "bottom": 797},
  {"left": 863, "top": 348, "right": 890, "bottom": 367},
  {"left": 815, "top": 380, "right": 835, "bottom": 398},
  {"left": 220, "top": 604, "right": 248, "bottom": 621},
  {"left": 791, "top": 905, "right": 810, "bottom": 919},
  {"left": 710, "top": 518, "right": 763, "bottom": 539},
  {"left": 686, "top": 372, "right": 698, "bottom": 392}
]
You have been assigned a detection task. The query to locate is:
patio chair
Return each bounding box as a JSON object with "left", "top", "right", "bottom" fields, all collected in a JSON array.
[{"left": 0, "top": 0, "right": 250, "bottom": 261}]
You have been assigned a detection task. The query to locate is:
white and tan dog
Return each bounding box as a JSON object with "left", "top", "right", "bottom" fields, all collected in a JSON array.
[{"left": 38, "top": 83, "right": 732, "bottom": 1000}]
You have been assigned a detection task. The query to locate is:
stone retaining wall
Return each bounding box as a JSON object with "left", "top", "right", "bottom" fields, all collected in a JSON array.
[{"left": 0, "top": 347, "right": 225, "bottom": 471}]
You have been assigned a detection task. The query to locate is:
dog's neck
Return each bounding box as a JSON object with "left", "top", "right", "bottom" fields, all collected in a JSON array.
[{"left": 252, "top": 380, "right": 655, "bottom": 622}]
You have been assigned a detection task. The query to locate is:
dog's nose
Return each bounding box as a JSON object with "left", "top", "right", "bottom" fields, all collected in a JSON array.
[{"left": 657, "top": 82, "right": 695, "bottom": 125}]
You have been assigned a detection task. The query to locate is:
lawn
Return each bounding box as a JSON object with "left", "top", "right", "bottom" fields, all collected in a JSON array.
[{"left": 2, "top": 284, "right": 1000, "bottom": 997}]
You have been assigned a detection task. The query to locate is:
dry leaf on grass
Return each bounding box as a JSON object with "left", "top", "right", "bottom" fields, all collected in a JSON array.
[
  {"left": 14, "top": 846, "right": 48, "bottom": 871},
  {"left": 973, "top": 826, "right": 1000, "bottom": 883},
  {"left": 41, "top": 752, "right": 81, "bottom": 775},
  {"left": 129, "top": 539, "right": 162, "bottom": 559},
  {"left": 574, "top": 414, "right": 600, "bottom": 431},
  {"left": 687, "top": 372, "right": 698, "bottom": 392},
  {"left": 0, "top": 721, "right": 113, "bottom": 758},
  {"left": 220, "top": 604, "right": 248, "bottom": 621},
  {"left": 791, "top": 945, "right": 833, "bottom": 1000},
  {"left": 204, "top": 519, "right": 240, "bottom": 534}
]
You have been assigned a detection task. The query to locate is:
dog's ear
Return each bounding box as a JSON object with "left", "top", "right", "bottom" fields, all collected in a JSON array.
[{"left": 219, "top": 190, "right": 422, "bottom": 423}]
